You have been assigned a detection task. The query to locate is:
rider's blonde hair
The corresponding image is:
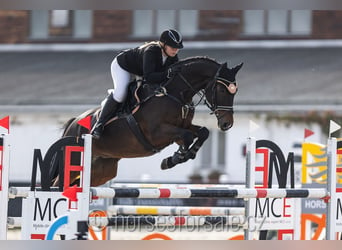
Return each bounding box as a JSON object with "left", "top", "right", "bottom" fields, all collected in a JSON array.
[{"left": 138, "top": 41, "right": 161, "bottom": 49}]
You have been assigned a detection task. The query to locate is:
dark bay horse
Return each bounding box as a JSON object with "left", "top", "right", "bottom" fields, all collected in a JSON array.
[{"left": 55, "top": 56, "right": 243, "bottom": 187}]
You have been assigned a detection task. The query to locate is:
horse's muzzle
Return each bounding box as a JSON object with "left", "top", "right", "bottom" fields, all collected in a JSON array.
[
  {"left": 220, "top": 121, "right": 233, "bottom": 131},
  {"left": 217, "top": 112, "right": 234, "bottom": 131}
]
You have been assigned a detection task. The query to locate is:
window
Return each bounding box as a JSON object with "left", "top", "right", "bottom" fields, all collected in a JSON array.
[
  {"left": 49, "top": 10, "right": 73, "bottom": 37},
  {"left": 30, "top": 10, "right": 93, "bottom": 40},
  {"left": 133, "top": 10, "right": 198, "bottom": 38},
  {"left": 291, "top": 10, "right": 312, "bottom": 34},
  {"left": 243, "top": 10, "right": 312, "bottom": 36},
  {"left": 268, "top": 10, "right": 288, "bottom": 34},
  {"left": 51, "top": 10, "right": 70, "bottom": 27}
]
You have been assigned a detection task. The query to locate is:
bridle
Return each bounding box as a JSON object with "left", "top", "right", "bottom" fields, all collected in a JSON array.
[
  {"left": 204, "top": 66, "right": 238, "bottom": 117},
  {"left": 160, "top": 62, "right": 237, "bottom": 118}
]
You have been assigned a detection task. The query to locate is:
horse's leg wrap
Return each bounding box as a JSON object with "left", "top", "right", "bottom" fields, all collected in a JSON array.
[
  {"left": 161, "top": 127, "right": 209, "bottom": 170},
  {"left": 161, "top": 146, "right": 187, "bottom": 170},
  {"left": 185, "top": 127, "right": 209, "bottom": 160}
]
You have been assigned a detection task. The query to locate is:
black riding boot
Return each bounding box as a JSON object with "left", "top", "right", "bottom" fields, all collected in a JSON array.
[{"left": 91, "top": 95, "right": 120, "bottom": 139}]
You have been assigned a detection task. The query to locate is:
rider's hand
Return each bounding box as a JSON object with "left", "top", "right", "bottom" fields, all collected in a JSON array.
[{"left": 167, "top": 67, "right": 181, "bottom": 78}]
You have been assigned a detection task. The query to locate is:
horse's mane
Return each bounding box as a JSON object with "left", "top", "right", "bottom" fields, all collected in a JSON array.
[{"left": 172, "top": 56, "right": 219, "bottom": 68}]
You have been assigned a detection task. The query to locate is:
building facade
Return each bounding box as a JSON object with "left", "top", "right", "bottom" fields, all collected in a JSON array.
[{"left": 1, "top": 10, "right": 342, "bottom": 44}]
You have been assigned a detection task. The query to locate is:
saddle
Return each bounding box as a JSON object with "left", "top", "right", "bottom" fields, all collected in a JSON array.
[
  {"left": 99, "top": 81, "right": 162, "bottom": 152},
  {"left": 119, "top": 80, "right": 158, "bottom": 116},
  {"left": 95, "top": 80, "right": 161, "bottom": 124}
]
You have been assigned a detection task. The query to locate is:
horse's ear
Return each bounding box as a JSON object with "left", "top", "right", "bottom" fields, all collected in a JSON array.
[
  {"left": 222, "top": 62, "right": 228, "bottom": 68},
  {"left": 232, "top": 62, "right": 243, "bottom": 75}
]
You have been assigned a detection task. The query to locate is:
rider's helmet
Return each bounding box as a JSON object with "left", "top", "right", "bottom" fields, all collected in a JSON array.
[{"left": 159, "top": 29, "right": 183, "bottom": 49}]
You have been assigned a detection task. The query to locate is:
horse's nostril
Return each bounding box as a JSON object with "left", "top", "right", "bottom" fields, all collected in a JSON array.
[
  {"left": 222, "top": 122, "right": 233, "bottom": 130},
  {"left": 221, "top": 123, "right": 229, "bottom": 130}
]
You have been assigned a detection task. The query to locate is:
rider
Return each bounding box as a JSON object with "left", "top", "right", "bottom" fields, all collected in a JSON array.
[{"left": 91, "top": 29, "right": 184, "bottom": 139}]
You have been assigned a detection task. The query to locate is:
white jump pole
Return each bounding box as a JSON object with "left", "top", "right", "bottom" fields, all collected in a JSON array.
[
  {"left": 244, "top": 136, "right": 256, "bottom": 240},
  {"left": 0, "top": 134, "right": 10, "bottom": 240},
  {"left": 78, "top": 133, "right": 92, "bottom": 219},
  {"left": 326, "top": 137, "right": 337, "bottom": 240}
]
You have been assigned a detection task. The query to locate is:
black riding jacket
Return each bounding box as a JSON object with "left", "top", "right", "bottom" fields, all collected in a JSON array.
[{"left": 116, "top": 43, "right": 179, "bottom": 84}]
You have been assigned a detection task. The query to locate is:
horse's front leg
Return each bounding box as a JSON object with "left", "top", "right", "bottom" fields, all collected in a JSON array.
[
  {"left": 184, "top": 126, "right": 209, "bottom": 160},
  {"left": 160, "top": 127, "right": 195, "bottom": 170},
  {"left": 161, "top": 145, "right": 189, "bottom": 170},
  {"left": 161, "top": 126, "right": 209, "bottom": 169}
]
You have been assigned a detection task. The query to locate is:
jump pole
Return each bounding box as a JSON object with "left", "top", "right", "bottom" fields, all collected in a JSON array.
[
  {"left": 326, "top": 137, "right": 337, "bottom": 240},
  {"left": 106, "top": 205, "right": 245, "bottom": 216},
  {"left": 0, "top": 134, "right": 10, "bottom": 240},
  {"left": 244, "top": 136, "right": 256, "bottom": 240}
]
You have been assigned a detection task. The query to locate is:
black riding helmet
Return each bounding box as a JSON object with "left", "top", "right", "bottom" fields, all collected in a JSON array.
[{"left": 160, "top": 29, "right": 184, "bottom": 49}]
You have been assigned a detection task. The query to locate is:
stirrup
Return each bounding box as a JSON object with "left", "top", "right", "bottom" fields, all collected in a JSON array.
[{"left": 91, "top": 124, "right": 104, "bottom": 139}]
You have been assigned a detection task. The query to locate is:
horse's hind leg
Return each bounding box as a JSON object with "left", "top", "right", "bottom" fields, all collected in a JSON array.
[{"left": 91, "top": 157, "right": 119, "bottom": 186}]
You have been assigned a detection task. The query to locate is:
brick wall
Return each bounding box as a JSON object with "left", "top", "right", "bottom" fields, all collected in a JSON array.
[
  {"left": 197, "top": 11, "right": 242, "bottom": 40},
  {"left": 0, "top": 11, "right": 29, "bottom": 43},
  {"left": 92, "top": 10, "right": 132, "bottom": 42},
  {"left": 312, "top": 10, "right": 342, "bottom": 39}
]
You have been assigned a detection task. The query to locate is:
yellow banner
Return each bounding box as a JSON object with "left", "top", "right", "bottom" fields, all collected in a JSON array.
[{"left": 302, "top": 142, "right": 342, "bottom": 184}]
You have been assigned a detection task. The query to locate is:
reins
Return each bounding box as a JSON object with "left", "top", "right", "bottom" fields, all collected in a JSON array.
[
  {"left": 163, "top": 62, "right": 237, "bottom": 117},
  {"left": 134, "top": 59, "right": 237, "bottom": 120}
]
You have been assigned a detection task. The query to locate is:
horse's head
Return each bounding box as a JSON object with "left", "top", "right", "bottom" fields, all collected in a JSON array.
[{"left": 205, "top": 62, "right": 243, "bottom": 131}]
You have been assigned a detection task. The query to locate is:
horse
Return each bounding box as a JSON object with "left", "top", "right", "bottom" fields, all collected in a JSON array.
[{"left": 52, "top": 56, "right": 243, "bottom": 187}]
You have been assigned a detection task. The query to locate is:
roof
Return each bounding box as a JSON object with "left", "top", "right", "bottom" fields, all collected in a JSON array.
[{"left": 0, "top": 45, "right": 341, "bottom": 109}]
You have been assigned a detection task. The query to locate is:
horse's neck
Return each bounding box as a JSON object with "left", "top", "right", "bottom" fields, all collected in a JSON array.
[
  {"left": 167, "top": 61, "right": 217, "bottom": 104},
  {"left": 183, "top": 60, "right": 218, "bottom": 90}
]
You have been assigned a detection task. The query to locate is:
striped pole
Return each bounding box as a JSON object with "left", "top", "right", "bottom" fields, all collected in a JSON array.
[
  {"left": 88, "top": 215, "right": 246, "bottom": 227},
  {"left": 10, "top": 185, "right": 324, "bottom": 200},
  {"left": 8, "top": 186, "right": 60, "bottom": 199},
  {"left": 110, "top": 183, "right": 245, "bottom": 189},
  {"left": 91, "top": 187, "right": 328, "bottom": 199},
  {"left": 107, "top": 205, "right": 244, "bottom": 216},
  {"left": 7, "top": 217, "right": 21, "bottom": 228}
]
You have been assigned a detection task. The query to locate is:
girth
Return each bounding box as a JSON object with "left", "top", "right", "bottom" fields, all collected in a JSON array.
[{"left": 125, "top": 114, "right": 160, "bottom": 153}]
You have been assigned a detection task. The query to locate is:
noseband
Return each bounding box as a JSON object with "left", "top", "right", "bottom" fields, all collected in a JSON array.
[{"left": 204, "top": 67, "right": 237, "bottom": 115}]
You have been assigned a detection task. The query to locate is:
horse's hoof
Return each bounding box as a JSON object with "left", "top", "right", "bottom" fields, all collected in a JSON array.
[
  {"left": 161, "top": 158, "right": 175, "bottom": 170},
  {"left": 161, "top": 159, "right": 169, "bottom": 170}
]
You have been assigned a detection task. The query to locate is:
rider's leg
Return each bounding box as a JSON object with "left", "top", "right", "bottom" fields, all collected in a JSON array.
[
  {"left": 91, "top": 57, "right": 131, "bottom": 139},
  {"left": 91, "top": 94, "right": 120, "bottom": 139},
  {"left": 111, "top": 57, "right": 131, "bottom": 103}
]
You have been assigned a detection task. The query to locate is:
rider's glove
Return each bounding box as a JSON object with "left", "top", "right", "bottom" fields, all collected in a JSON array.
[{"left": 167, "top": 67, "right": 181, "bottom": 79}]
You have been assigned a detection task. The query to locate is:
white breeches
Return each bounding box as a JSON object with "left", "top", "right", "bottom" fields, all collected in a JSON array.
[{"left": 110, "top": 57, "right": 131, "bottom": 103}]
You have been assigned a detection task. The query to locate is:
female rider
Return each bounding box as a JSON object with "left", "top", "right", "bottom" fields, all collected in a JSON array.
[{"left": 91, "top": 29, "right": 184, "bottom": 139}]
